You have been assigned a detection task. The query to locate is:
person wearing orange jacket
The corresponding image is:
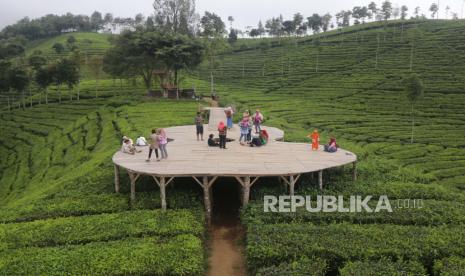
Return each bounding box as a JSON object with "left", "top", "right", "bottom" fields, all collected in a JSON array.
[{"left": 307, "top": 129, "right": 320, "bottom": 151}]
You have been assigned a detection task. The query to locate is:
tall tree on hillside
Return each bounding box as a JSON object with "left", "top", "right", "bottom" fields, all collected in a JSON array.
[
  {"left": 227, "top": 16, "right": 234, "bottom": 30},
  {"left": 153, "top": 0, "right": 198, "bottom": 36},
  {"left": 53, "top": 58, "right": 79, "bottom": 103},
  {"left": 342, "top": 11, "right": 352, "bottom": 27},
  {"left": 200, "top": 11, "right": 227, "bottom": 72},
  {"left": 257, "top": 20, "right": 265, "bottom": 37},
  {"left": 401, "top": 6, "right": 409, "bottom": 20},
  {"left": 368, "top": 2, "right": 378, "bottom": 21},
  {"left": 414, "top": 7, "right": 421, "bottom": 18},
  {"left": 381, "top": 1, "right": 393, "bottom": 20},
  {"left": 8, "top": 65, "right": 30, "bottom": 109},
  {"left": 429, "top": 3, "right": 439, "bottom": 19},
  {"left": 335, "top": 11, "right": 344, "bottom": 28},
  {"left": 321, "top": 13, "right": 332, "bottom": 32},
  {"left": 307, "top": 14, "right": 322, "bottom": 34},
  {"left": 352, "top": 7, "right": 363, "bottom": 24},
  {"left": 103, "top": 47, "right": 131, "bottom": 90},
  {"left": 90, "top": 11, "right": 104, "bottom": 32},
  {"left": 403, "top": 73, "right": 424, "bottom": 143},
  {"left": 104, "top": 13, "right": 114, "bottom": 31},
  {"left": 265, "top": 17, "right": 283, "bottom": 37},
  {"left": 35, "top": 64, "right": 54, "bottom": 104},
  {"left": 282, "top": 20, "right": 295, "bottom": 36},
  {"left": 88, "top": 56, "right": 103, "bottom": 99},
  {"left": 293, "top": 13, "right": 304, "bottom": 35}
]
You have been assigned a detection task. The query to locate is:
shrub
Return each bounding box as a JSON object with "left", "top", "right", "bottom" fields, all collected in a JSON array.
[{"left": 340, "top": 258, "right": 427, "bottom": 276}]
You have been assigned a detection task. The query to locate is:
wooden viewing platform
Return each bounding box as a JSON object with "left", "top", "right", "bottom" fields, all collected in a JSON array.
[{"left": 113, "top": 108, "right": 357, "bottom": 220}]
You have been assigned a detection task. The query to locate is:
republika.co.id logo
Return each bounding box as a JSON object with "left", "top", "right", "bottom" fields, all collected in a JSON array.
[{"left": 263, "top": 195, "right": 423, "bottom": 213}]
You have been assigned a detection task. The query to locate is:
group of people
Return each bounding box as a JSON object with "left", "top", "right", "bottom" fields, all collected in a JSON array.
[
  {"left": 306, "top": 129, "right": 338, "bottom": 153},
  {"left": 121, "top": 109, "right": 339, "bottom": 161},
  {"left": 120, "top": 129, "right": 169, "bottom": 162}
]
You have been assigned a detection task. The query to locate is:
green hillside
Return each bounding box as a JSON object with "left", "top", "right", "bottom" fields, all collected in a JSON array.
[
  {"left": 25, "top": 32, "right": 112, "bottom": 58},
  {"left": 1, "top": 19, "right": 465, "bottom": 275},
  {"left": 187, "top": 19, "right": 465, "bottom": 274}
]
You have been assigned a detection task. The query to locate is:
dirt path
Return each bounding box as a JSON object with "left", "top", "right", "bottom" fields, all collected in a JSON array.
[
  {"left": 207, "top": 223, "right": 246, "bottom": 276},
  {"left": 207, "top": 179, "right": 247, "bottom": 276}
]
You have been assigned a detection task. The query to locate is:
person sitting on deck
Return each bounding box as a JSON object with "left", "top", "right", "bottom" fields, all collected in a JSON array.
[
  {"left": 307, "top": 129, "right": 320, "bottom": 151},
  {"left": 122, "top": 139, "right": 137, "bottom": 154},
  {"left": 218, "top": 121, "right": 227, "bottom": 149},
  {"left": 136, "top": 135, "right": 148, "bottom": 146},
  {"left": 208, "top": 134, "right": 219, "bottom": 147},
  {"left": 249, "top": 130, "right": 269, "bottom": 147},
  {"left": 121, "top": 136, "right": 141, "bottom": 153},
  {"left": 324, "top": 137, "right": 338, "bottom": 153}
]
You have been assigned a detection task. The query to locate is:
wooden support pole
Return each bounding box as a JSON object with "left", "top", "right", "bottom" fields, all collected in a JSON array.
[
  {"left": 353, "top": 161, "right": 357, "bottom": 181},
  {"left": 160, "top": 177, "right": 167, "bottom": 210},
  {"left": 289, "top": 175, "right": 295, "bottom": 196},
  {"left": 128, "top": 172, "right": 140, "bottom": 201},
  {"left": 202, "top": 176, "right": 212, "bottom": 224},
  {"left": 243, "top": 177, "right": 251, "bottom": 207},
  {"left": 114, "top": 165, "right": 120, "bottom": 193},
  {"left": 318, "top": 170, "right": 323, "bottom": 190}
]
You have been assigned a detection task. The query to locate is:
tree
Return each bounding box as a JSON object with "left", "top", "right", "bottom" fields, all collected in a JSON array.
[
  {"left": 103, "top": 47, "right": 132, "bottom": 90},
  {"left": 8, "top": 65, "right": 30, "bottom": 109},
  {"left": 445, "top": 6, "right": 450, "bottom": 19},
  {"left": 342, "top": 11, "right": 352, "bottom": 27},
  {"left": 104, "top": 13, "right": 114, "bottom": 30},
  {"left": 35, "top": 64, "right": 54, "bottom": 104},
  {"left": 88, "top": 56, "right": 103, "bottom": 98},
  {"left": 249, "top": 28, "right": 260, "bottom": 37},
  {"left": 307, "top": 14, "right": 322, "bottom": 34},
  {"left": 381, "top": 1, "right": 393, "bottom": 20},
  {"left": 52, "top": 42, "right": 65, "bottom": 54},
  {"left": 401, "top": 6, "right": 409, "bottom": 20},
  {"left": 54, "top": 58, "right": 79, "bottom": 103},
  {"left": 153, "top": 0, "right": 198, "bottom": 36},
  {"left": 200, "top": 11, "right": 226, "bottom": 37},
  {"left": 265, "top": 17, "right": 283, "bottom": 37},
  {"left": 321, "top": 13, "right": 332, "bottom": 32},
  {"left": 66, "top": 35, "right": 77, "bottom": 51},
  {"left": 227, "top": 16, "right": 234, "bottom": 30},
  {"left": 282, "top": 20, "right": 295, "bottom": 35},
  {"left": 257, "top": 20, "right": 265, "bottom": 37},
  {"left": 105, "top": 29, "right": 203, "bottom": 93},
  {"left": 414, "top": 7, "right": 421, "bottom": 18},
  {"left": 90, "top": 11, "right": 104, "bottom": 31},
  {"left": 430, "top": 3, "right": 439, "bottom": 19},
  {"left": 228, "top": 29, "right": 238, "bottom": 44},
  {"left": 293, "top": 13, "right": 304, "bottom": 35},
  {"left": 403, "top": 73, "right": 424, "bottom": 143},
  {"left": 368, "top": 2, "right": 378, "bottom": 20}
]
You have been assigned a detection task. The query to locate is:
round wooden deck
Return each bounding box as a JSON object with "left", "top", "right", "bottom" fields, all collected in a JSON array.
[
  {"left": 112, "top": 124, "right": 356, "bottom": 177},
  {"left": 112, "top": 107, "right": 357, "bottom": 221}
]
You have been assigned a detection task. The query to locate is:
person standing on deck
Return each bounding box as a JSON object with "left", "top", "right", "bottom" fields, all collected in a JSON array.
[
  {"left": 146, "top": 129, "right": 160, "bottom": 162},
  {"left": 218, "top": 121, "right": 227, "bottom": 149},
  {"left": 195, "top": 112, "right": 204, "bottom": 141},
  {"left": 253, "top": 109, "right": 264, "bottom": 133},
  {"left": 239, "top": 118, "right": 249, "bottom": 145},
  {"left": 158, "top": 128, "right": 168, "bottom": 159},
  {"left": 225, "top": 107, "right": 234, "bottom": 129},
  {"left": 307, "top": 129, "right": 320, "bottom": 151}
]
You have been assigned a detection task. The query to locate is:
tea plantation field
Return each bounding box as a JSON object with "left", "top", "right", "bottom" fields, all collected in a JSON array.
[
  {"left": 188, "top": 19, "right": 465, "bottom": 275},
  {"left": 1, "top": 19, "right": 465, "bottom": 275},
  {"left": 0, "top": 91, "right": 208, "bottom": 274}
]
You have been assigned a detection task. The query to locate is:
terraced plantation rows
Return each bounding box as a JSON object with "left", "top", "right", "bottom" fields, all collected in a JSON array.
[
  {"left": 0, "top": 95, "right": 207, "bottom": 274},
  {"left": 187, "top": 19, "right": 465, "bottom": 274}
]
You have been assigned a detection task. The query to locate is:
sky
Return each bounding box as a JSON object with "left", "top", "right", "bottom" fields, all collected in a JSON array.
[{"left": 0, "top": 0, "right": 464, "bottom": 31}]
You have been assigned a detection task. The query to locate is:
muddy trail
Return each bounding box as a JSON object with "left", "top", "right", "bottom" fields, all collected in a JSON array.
[{"left": 207, "top": 179, "right": 247, "bottom": 276}]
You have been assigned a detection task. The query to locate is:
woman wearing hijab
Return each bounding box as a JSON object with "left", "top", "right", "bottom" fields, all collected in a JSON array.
[
  {"left": 158, "top": 128, "right": 168, "bottom": 159},
  {"left": 225, "top": 107, "right": 234, "bottom": 129},
  {"left": 218, "top": 121, "right": 227, "bottom": 149},
  {"left": 324, "top": 137, "right": 338, "bottom": 153},
  {"left": 253, "top": 109, "right": 263, "bottom": 133}
]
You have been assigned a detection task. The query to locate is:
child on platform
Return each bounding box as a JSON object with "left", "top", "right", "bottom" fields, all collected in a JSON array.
[
  {"left": 324, "top": 137, "right": 338, "bottom": 153},
  {"left": 307, "top": 129, "right": 320, "bottom": 151},
  {"left": 218, "top": 121, "right": 227, "bottom": 149},
  {"left": 208, "top": 134, "right": 219, "bottom": 147}
]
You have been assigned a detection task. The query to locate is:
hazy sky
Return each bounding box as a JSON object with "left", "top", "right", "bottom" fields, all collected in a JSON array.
[{"left": 1, "top": 0, "right": 464, "bottom": 30}]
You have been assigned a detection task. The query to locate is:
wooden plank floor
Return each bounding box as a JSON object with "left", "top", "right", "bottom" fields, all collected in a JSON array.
[{"left": 113, "top": 108, "right": 356, "bottom": 177}]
